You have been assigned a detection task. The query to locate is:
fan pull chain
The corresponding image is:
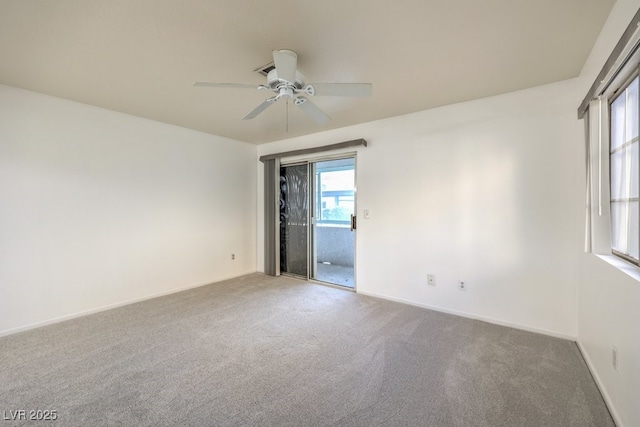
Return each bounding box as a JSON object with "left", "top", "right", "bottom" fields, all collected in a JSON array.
[{"left": 285, "top": 99, "right": 289, "bottom": 133}]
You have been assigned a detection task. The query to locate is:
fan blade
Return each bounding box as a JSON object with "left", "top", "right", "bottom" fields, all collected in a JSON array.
[
  {"left": 294, "top": 96, "right": 330, "bottom": 124},
  {"left": 273, "top": 49, "right": 297, "bottom": 84},
  {"left": 306, "top": 83, "right": 372, "bottom": 97},
  {"left": 243, "top": 97, "right": 277, "bottom": 120},
  {"left": 193, "top": 82, "right": 258, "bottom": 89}
]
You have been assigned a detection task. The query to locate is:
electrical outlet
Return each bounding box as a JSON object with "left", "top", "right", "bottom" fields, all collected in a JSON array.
[
  {"left": 612, "top": 346, "right": 618, "bottom": 371},
  {"left": 427, "top": 274, "right": 436, "bottom": 286},
  {"left": 231, "top": 254, "right": 235, "bottom": 260},
  {"left": 458, "top": 280, "right": 466, "bottom": 290}
]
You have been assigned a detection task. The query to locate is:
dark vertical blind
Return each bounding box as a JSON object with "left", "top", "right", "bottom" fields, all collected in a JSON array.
[
  {"left": 279, "top": 164, "right": 310, "bottom": 277},
  {"left": 263, "top": 159, "right": 278, "bottom": 275}
]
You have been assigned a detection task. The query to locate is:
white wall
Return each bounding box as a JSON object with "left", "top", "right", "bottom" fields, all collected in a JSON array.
[
  {"left": 0, "top": 84, "right": 257, "bottom": 335},
  {"left": 576, "top": 1, "right": 640, "bottom": 426},
  {"left": 257, "top": 78, "right": 584, "bottom": 339}
]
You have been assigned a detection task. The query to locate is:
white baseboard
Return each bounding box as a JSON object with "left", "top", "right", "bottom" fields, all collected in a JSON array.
[
  {"left": 0, "top": 270, "right": 257, "bottom": 338},
  {"left": 576, "top": 341, "right": 623, "bottom": 427},
  {"left": 356, "top": 289, "right": 577, "bottom": 341}
]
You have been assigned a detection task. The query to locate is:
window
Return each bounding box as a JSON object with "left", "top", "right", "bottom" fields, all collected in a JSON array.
[
  {"left": 579, "top": 9, "right": 640, "bottom": 274},
  {"left": 315, "top": 167, "right": 354, "bottom": 225},
  {"left": 610, "top": 75, "right": 640, "bottom": 263}
]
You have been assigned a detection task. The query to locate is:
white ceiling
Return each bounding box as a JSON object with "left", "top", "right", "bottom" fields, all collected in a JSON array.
[{"left": 0, "top": 1, "right": 615, "bottom": 144}]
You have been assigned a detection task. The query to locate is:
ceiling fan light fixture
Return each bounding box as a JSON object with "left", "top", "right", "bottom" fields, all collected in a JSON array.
[{"left": 277, "top": 86, "right": 295, "bottom": 100}]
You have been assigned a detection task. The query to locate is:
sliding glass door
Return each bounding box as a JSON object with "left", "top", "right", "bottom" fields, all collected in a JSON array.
[
  {"left": 279, "top": 156, "right": 356, "bottom": 288},
  {"left": 313, "top": 158, "right": 355, "bottom": 288}
]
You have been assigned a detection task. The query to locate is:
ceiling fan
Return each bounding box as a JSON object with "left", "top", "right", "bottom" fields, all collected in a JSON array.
[{"left": 193, "top": 49, "right": 372, "bottom": 125}]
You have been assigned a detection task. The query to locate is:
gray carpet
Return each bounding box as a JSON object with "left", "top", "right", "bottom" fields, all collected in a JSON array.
[{"left": 0, "top": 273, "right": 614, "bottom": 427}]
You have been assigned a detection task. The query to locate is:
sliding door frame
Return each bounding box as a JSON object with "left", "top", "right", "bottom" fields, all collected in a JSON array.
[
  {"left": 261, "top": 138, "right": 366, "bottom": 279},
  {"left": 279, "top": 152, "right": 358, "bottom": 289}
]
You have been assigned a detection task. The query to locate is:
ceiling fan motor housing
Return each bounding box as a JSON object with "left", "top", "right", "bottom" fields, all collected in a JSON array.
[{"left": 267, "top": 69, "right": 305, "bottom": 90}]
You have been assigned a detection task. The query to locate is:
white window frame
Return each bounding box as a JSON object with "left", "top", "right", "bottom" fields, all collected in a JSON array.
[{"left": 608, "top": 72, "right": 640, "bottom": 265}]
